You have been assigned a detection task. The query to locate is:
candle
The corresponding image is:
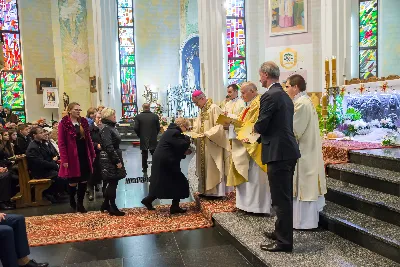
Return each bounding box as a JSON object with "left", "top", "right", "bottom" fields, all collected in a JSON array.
[
  {"left": 332, "top": 56, "right": 337, "bottom": 87},
  {"left": 325, "top": 58, "right": 330, "bottom": 88}
]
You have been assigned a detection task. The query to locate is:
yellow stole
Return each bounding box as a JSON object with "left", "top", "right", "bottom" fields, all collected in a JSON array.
[{"left": 228, "top": 95, "right": 267, "bottom": 186}]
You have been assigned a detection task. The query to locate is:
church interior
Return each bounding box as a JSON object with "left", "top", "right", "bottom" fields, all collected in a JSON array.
[{"left": 0, "top": 0, "right": 399, "bottom": 266}]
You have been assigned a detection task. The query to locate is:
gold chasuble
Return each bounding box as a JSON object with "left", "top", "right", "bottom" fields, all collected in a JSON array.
[
  {"left": 193, "top": 99, "right": 228, "bottom": 194},
  {"left": 227, "top": 95, "right": 266, "bottom": 187}
]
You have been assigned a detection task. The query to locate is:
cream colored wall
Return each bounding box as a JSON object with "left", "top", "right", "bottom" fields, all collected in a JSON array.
[{"left": 19, "top": 0, "right": 57, "bottom": 122}]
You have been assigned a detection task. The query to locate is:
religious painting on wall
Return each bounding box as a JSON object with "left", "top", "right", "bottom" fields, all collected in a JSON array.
[
  {"left": 36, "top": 78, "right": 56, "bottom": 94},
  {"left": 268, "top": 0, "right": 307, "bottom": 36}
]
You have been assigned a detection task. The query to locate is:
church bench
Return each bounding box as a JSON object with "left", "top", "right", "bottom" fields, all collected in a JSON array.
[{"left": 10, "top": 156, "right": 52, "bottom": 208}]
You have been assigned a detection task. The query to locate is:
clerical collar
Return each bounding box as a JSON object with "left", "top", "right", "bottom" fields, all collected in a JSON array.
[
  {"left": 293, "top": 91, "right": 308, "bottom": 102},
  {"left": 230, "top": 96, "right": 239, "bottom": 102},
  {"left": 266, "top": 82, "right": 280, "bottom": 91}
]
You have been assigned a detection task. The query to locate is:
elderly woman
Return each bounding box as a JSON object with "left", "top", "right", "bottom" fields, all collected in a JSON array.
[
  {"left": 141, "top": 118, "right": 192, "bottom": 214},
  {"left": 99, "top": 108, "right": 126, "bottom": 216}
]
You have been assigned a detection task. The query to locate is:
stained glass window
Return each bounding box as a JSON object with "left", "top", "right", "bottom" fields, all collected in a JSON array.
[
  {"left": 226, "top": 0, "right": 246, "bottom": 86},
  {"left": 0, "top": 0, "right": 25, "bottom": 122},
  {"left": 359, "top": 0, "right": 378, "bottom": 79},
  {"left": 117, "top": 0, "right": 137, "bottom": 119}
]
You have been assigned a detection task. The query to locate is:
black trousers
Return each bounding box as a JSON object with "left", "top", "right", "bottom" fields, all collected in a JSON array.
[
  {"left": 104, "top": 180, "right": 119, "bottom": 203},
  {"left": 267, "top": 159, "right": 297, "bottom": 248},
  {"left": 0, "top": 172, "right": 13, "bottom": 202},
  {"left": 0, "top": 214, "right": 30, "bottom": 267},
  {"left": 141, "top": 150, "right": 155, "bottom": 171}
]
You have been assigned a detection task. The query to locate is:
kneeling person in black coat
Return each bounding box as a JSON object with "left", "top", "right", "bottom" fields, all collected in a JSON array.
[{"left": 141, "top": 118, "right": 192, "bottom": 214}]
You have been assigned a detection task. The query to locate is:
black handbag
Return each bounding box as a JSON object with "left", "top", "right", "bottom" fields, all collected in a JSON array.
[{"left": 99, "top": 151, "right": 127, "bottom": 180}]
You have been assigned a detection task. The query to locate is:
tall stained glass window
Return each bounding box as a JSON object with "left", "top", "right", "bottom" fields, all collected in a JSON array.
[
  {"left": 117, "top": 0, "right": 137, "bottom": 119},
  {"left": 0, "top": 0, "right": 25, "bottom": 122},
  {"left": 359, "top": 0, "right": 378, "bottom": 79},
  {"left": 226, "top": 0, "right": 247, "bottom": 85}
]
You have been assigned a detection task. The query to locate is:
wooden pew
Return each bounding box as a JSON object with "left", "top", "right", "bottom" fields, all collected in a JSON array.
[{"left": 11, "top": 156, "right": 52, "bottom": 208}]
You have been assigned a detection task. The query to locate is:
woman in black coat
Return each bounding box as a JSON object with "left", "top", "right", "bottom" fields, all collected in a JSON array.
[
  {"left": 98, "top": 108, "right": 126, "bottom": 216},
  {"left": 87, "top": 112, "right": 102, "bottom": 201},
  {"left": 141, "top": 118, "right": 192, "bottom": 214}
]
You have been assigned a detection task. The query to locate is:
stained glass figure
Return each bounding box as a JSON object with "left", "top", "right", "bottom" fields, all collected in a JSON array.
[
  {"left": 0, "top": 0, "right": 25, "bottom": 121},
  {"left": 359, "top": 0, "right": 378, "bottom": 79},
  {"left": 226, "top": 0, "right": 246, "bottom": 86},
  {"left": 117, "top": 0, "right": 137, "bottom": 118}
]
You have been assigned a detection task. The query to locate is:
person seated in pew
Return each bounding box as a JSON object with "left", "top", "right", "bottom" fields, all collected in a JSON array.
[
  {"left": 0, "top": 213, "right": 48, "bottom": 267},
  {"left": 26, "top": 127, "right": 64, "bottom": 203},
  {"left": 0, "top": 166, "right": 15, "bottom": 210},
  {"left": 14, "top": 124, "right": 32, "bottom": 155},
  {"left": 42, "top": 128, "right": 59, "bottom": 156},
  {"left": 1, "top": 129, "right": 15, "bottom": 158}
]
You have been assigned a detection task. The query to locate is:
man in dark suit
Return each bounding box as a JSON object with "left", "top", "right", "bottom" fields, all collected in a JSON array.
[
  {"left": 134, "top": 103, "right": 161, "bottom": 177},
  {"left": 0, "top": 213, "right": 49, "bottom": 267},
  {"left": 254, "top": 61, "right": 301, "bottom": 252}
]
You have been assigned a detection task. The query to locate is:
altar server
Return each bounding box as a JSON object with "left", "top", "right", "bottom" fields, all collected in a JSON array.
[
  {"left": 223, "top": 84, "right": 246, "bottom": 178},
  {"left": 285, "top": 74, "right": 327, "bottom": 229},
  {"left": 228, "top": 82, "right": 271, "bottom": 214}
]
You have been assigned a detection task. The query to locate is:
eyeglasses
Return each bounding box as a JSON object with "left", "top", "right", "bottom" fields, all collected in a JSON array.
[{"left": 73, "top": 109, "right": 82, "bottom": 111}]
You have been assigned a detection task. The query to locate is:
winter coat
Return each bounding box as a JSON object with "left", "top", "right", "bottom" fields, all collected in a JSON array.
[
  {"left": 133, "top": 111, "right": 160, "bottom": 151},
  {"left": 14, "top": 133, "right": 31, "bottom": 155},
  {"left": 58, "top": 116, "right": 96, "bottom": 178},
  {"left": 26, "top": 140, "right": 59, "bottom": 179},
  {"left": 90, "top": 124, "right": 102, "bottom": 183},
  {"left": 99, "top": 119, "right": 126, "bottom": 181},
  {"left": 149, "top": 123, "right": 191, "bottom": 199}
]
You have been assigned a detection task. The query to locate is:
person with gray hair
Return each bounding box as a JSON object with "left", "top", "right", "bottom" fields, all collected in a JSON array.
[
  {"left": 255, "top": 61, "right": 301, "bottom": 252},
  {"left": 134, "top": 103, "right": 161, "bottom": 177},
  {"left": 227, "top": 81, "right": 272, "bottom": 215},
  {"left": 98, "top": 108, "right": 127, "bottom": 216},
  {"left": 141, "top": 118, "right": 192, "bottom": 214}
]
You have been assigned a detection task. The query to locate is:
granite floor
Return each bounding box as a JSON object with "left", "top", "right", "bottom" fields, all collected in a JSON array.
[
  {"left": 2, "top": 145, "right": 252, "bottom": 267},
  {"left": 213, "top": 211, "right": 400, "bottom": 267}
]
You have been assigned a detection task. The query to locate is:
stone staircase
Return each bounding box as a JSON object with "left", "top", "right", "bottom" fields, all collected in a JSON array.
[
  {"left": 187, "top": 154, "right": 400, "bottom": 266},
  {"left": 323, "top": 148, "right": 400, "bottom": 263}
]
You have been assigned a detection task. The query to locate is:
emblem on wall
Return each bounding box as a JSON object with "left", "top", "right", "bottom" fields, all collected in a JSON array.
[{"left": 280, "top": 48, "right": 298, "bottom": 70}]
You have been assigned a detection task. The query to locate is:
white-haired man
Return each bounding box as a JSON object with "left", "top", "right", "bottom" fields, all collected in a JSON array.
[{"left": 228, "top": 82, "right": 271, "bottom": 214}]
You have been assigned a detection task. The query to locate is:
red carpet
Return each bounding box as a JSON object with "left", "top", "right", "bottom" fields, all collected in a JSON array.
[
  {"left": 322, "top": 140, "right": 397, "bottom": 165},
  {"left": 26, "top": 194, "right": 238, "bottom": 247},
  {"left": 26, "top": 202, "right": 212, "bottom": 247},
  {"left": 194, "top": 191, "right": 237, "bottom": 220}
]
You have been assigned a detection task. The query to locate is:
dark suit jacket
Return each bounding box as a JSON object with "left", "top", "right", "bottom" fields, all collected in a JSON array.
[
  {"left": 14, "top": 133, "right": 31, "bottom": 155},
  {"left": 26, "top": 140, "right": 59, "bottom": 179},
  {"left": 133, "top": 111, "right": 160, "bottom": 151},
  {"left": 254, "top": 83, "right": 301, "bottom": 164}
]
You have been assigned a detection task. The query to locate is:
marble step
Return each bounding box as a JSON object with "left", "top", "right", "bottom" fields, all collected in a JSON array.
[
  {"left": 326, "top": 177, "right": 400, "bottom": 226},
  {"left": 320, "top": 201, "right": 400, "bottom": 263},
  {"left": 327, "top": 163, "right": 400, "bottom": 196},
  {"left": 349, "top": 148, "right": 400, "bottom": 172},
  {"left": 212, "top": 211, "right": 399, "bottom": 267}
]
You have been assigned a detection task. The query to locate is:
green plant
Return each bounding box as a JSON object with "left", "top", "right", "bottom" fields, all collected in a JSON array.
[{"left": 344, "top": 107, "right": 362, "bottom": 121}]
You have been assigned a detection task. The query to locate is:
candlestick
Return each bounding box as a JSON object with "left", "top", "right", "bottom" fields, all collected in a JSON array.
[{"left": 332, "top": 56, "right": 337, "bottom": 87}]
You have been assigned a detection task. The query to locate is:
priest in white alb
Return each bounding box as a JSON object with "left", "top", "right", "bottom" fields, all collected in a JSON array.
[
  {"left": 228, "top": 82, "right": 271, "bottom": 213},
  {"left": 223, "top": 84, "right": 246, "bottom": 177},
  {"left": 191, "top": 90, "right": 233, "bottom": 197},
  {"left": 285, "top": 74, "right": 327, "bottom": 229}
]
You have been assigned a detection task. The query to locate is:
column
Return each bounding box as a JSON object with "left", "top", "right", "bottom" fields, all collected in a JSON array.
[{"left": 198, "top": 0, "right": 226, "bottom": 103}]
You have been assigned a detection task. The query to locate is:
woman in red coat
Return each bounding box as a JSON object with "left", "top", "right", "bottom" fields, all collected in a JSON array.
[{"left": 58, "top": 102, "right": 96, "bottom": 213}]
